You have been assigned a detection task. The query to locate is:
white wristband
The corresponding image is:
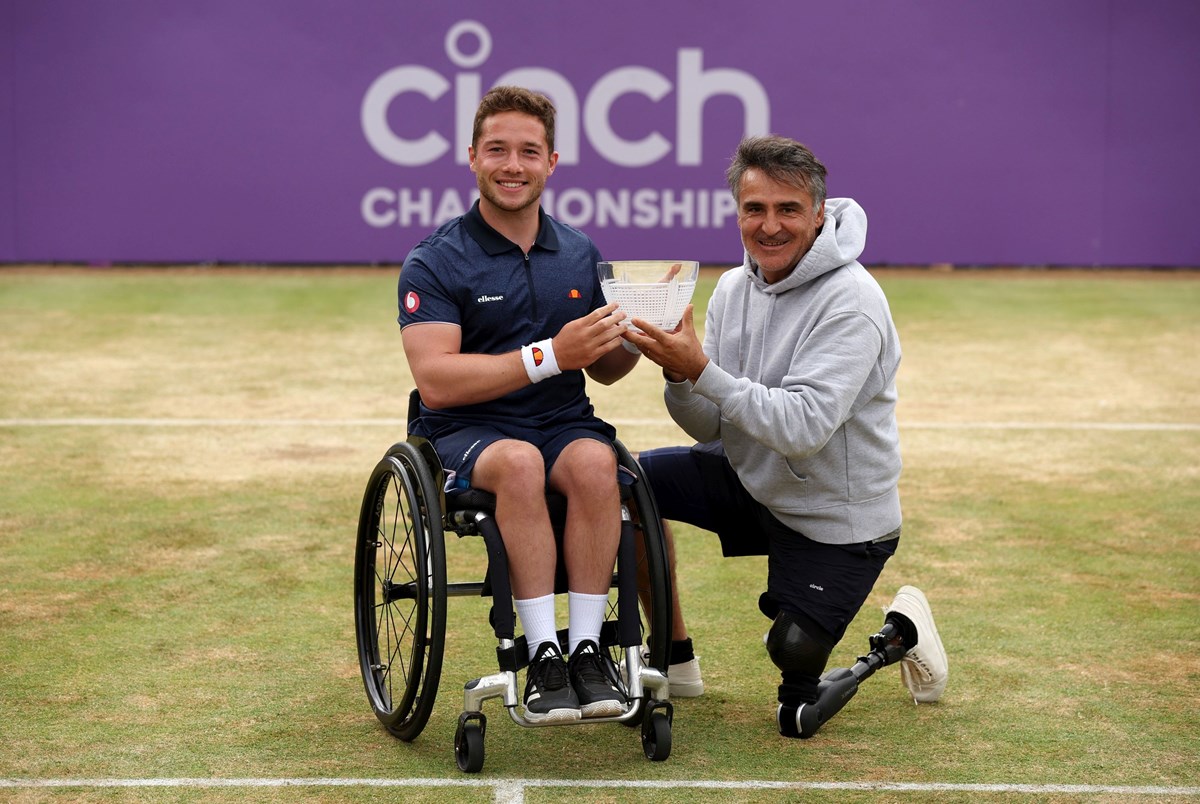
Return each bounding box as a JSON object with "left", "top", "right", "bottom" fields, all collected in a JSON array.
[{"left": 521, "top": 338, "right": 561, "bottom": 383}]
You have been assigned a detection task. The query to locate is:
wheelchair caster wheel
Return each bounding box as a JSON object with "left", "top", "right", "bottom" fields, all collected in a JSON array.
[
  {"left": 455, "top": 712, "right": 486, "bottom": 773},
  {"left": 641, "top": 702, "right": 673, "bottom": 762}
]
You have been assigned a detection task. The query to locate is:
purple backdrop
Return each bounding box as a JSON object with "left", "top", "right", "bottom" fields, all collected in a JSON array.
[{"left": 3, "top": 0, "right": 1199, "bottom": 266}]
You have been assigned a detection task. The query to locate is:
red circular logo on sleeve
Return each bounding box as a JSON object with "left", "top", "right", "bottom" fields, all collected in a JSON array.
[{"left": 404, "top": 291, "right": 420, "bottom": 313}]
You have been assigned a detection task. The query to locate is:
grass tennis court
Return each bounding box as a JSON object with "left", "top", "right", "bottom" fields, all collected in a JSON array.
[{"left": 1, "top": 266, "right": 1197, "bottom": 802}]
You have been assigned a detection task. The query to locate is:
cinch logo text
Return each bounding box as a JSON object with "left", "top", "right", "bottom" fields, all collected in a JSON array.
[{"left": 361, "top": 20, "right": 770, "bottom": 168}]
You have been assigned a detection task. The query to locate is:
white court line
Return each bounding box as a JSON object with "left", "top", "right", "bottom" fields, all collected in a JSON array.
[
  {"left": 1, "top": 777, "right": 1197, "bottom": 798},
  {"left": 1, "top": 417, "right": 1198, "bottom": 431}
]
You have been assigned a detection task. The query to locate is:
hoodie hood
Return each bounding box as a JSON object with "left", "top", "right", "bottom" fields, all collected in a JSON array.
[{"left": 743, "top": 197, "right": 868, "bottom": 293}]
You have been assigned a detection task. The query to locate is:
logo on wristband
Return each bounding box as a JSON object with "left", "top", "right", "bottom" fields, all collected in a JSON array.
[{"left": 522, "top": 339, "right": 560, "bottom": 383}]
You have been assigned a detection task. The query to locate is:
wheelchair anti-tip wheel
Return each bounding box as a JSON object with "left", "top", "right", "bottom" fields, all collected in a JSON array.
[{"left": 354, "top": 440, "right": 447, "bottom": 741}]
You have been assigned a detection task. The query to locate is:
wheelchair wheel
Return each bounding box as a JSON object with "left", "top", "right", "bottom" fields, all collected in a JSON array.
[
  {"left": 354, "top": 441, "right": 447, "bottom": 741},
  {"left": 611, "top": 443, "right": 672, "bottom": 719}
]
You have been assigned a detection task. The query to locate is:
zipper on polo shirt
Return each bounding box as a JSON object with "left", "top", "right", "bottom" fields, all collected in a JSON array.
[{"left": 523, "top": 252, "right": 539, "bottom": 321}]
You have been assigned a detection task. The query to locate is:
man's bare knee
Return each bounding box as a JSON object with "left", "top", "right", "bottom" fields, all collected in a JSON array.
[
  {"left": 474, "top": 440, "right": 545, "bottom": 498},
  {"left": 551, "top": 440, "right": 617, "bottom": 496}
]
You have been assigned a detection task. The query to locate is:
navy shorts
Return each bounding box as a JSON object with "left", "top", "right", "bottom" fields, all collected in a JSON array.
[
  {"left": 637, "top": 442, "right": 899, "bottom": 644},
  {"left": 420, "top": 415, "right": 616, "bottom": 493}
]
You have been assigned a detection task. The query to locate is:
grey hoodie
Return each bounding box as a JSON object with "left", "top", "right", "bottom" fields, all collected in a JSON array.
[{"left": 665, "top": 198, "right": 902, "bottom": 545}]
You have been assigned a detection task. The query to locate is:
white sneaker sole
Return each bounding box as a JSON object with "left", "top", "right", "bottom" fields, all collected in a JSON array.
[
  {"left": 523, "top": 706, "right": 581, "bottom": 724},
  {"left": 580, "top": 699, "right": 627, "bottom": 718}
]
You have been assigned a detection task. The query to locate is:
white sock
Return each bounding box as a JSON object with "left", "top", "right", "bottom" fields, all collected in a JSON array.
[
  {"left": 514, "top": 593, "right": 557, "bottom": 661},
  {"left": 568, "top": 591, "right": 610, "bottom": 654}
]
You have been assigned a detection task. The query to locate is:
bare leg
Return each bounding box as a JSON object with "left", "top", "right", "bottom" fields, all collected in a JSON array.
[
  {"left": 470, "top": 439, "right": 557, "bottom": 599},
  {"left": 660, "top": 520, "right": 689, "bottom": 641},
  {"left": 629, "top": 451, "right": 691, "bottom": 643},
  {"left": 548, "top": 438, "right": 621, "bottom": 595},
  {"left": 627, "top": 512, "right": 693, "bottom": 647}
]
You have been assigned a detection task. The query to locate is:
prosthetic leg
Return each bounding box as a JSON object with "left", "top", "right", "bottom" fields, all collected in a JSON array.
[{"left": 762, "top": 594, "right": 918, "bottom": 739}]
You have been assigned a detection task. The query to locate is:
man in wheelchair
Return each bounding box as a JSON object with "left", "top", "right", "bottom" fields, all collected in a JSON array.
[{"left": 396, "top": 86, "right": 647, "bottom": 723}]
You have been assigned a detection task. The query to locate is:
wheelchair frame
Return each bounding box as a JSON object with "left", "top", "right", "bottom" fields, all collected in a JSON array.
[{"left": 353, "top": 395, "right": 675, "bottom": 772}]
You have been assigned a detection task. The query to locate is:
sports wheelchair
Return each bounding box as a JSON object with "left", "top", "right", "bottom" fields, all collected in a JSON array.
[{"left": 353, "top": 391, "right": 674, "bottom": 772}]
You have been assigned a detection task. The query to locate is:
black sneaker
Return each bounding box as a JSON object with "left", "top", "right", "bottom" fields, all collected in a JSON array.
[
  {"left": 523, "top": 641, "right": 580, "bottom": 723},
  {"left": 568, "top": 640, "right": 627, "bottom": 718}
]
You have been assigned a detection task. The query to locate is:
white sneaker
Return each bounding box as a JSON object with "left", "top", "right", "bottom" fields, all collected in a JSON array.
[
  {"left": 885, "top": 585, "right": 948, "bottom": 704},
  {"left": 631, "top": 649, "right": 705, "bottom": 698},
  {"left": 666, "top": 655, "right": 704, "bottom": 698}
]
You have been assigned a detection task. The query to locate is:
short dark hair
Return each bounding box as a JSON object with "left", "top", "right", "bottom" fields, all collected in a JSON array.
[
  {"left": 726, "top": 135, "right": 827, "bottom": 206},
  {"left": 472, "top": 86, "right": 557, "bottom": 153}
]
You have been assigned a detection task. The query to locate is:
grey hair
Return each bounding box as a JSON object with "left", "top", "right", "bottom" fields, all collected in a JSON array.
[{"left": 725, "top": 135, "right": 827, "bottom": 206}]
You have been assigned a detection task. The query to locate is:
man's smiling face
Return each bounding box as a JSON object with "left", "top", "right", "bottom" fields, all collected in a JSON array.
[
  {"left": 469, "top": 110, "right": 557, "bottom": 216},
  {"left": 735, "top": 168, "right": 825, "bottom": 283}
]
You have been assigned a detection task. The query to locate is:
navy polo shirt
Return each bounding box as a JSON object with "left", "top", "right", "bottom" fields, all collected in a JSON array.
[{"left": 398, "top": 200, "right": 607, "bottom": 429}]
